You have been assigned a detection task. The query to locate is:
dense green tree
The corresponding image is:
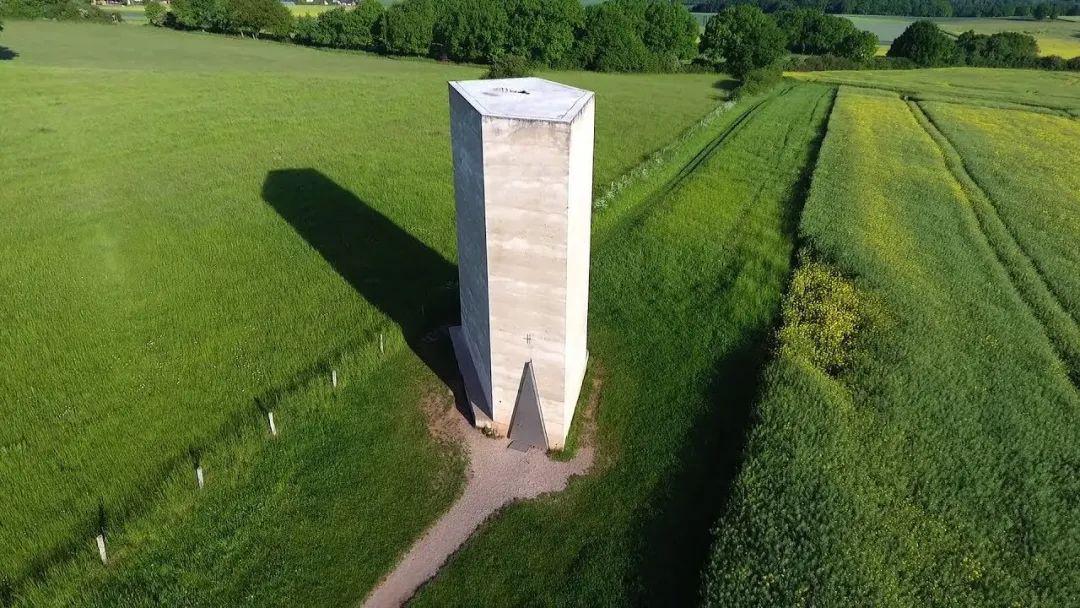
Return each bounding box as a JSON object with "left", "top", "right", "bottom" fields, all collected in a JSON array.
[
  {"left": 144, "top": 0, "right": 167, "bottom": 26},
  {"left": 776, "top": 8, "right": 877, "bottom": 61},
  {"left": 887, "top": 19, "right": 957, "bottom": 66},
  {"left": 700, "top": 5, "right": 787, "bottom": 77},
  {"left": 641, "top": 0, "right": 700, "bottom": 61},
  {"left": 315, "top": 1, "right": 382, "bottom": 50},
  {"left": 378, "top": 0, "right": 437, "bottom": 56},
  {"left": 227, "top": 0, "right": 291, "bottom": 38},
  {"left": 574, "top": 0, "right": 655, "bottom": 71},
  {"left": 836, "top": 29, "right": 878, "bottom": 61},
  {"left": 503, "top": 0, "right": 582, "bottom": 67},
  {"left": 291, "top": 15, "right": 330, "bottom": 45},
  {"left": 957, "top": 30, "right": 1038, "bottom": 66},
  {"left": 484, "top": 53, "right": 533, "bottom": 78},
  {"left": 171, "top": 0, "right": 230, "bottom": 31},
  {"left": 431, "top": 0, "right": 508, "bottom": 62}
]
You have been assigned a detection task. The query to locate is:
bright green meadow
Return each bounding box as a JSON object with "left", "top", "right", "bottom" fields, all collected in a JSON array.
[
  {"left": 2, "top": 15, "right": 1079, "bottom": 608},
  {"left": 0, "top": 20, "right": 726, "bottom": 606}
]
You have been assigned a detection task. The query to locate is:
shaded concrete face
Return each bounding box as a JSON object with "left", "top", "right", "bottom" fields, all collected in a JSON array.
[{"left": 448, "top": 78, "right": 594, "bottom": 449}]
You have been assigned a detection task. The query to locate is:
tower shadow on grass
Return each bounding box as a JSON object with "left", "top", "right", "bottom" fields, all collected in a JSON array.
[
  {"left": 0, "top": 47, "right": 17, "bottom": 60},
  {"left": 261, "top": 169, "right": 469, "bottom": 418}
]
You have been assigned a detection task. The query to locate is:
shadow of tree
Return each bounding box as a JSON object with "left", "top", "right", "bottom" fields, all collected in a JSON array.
[
  {"left": 0, "top": 46, "right": 17, "bottom": 61},
  {"left": 261, "top": 169, "right": 468, "bottom": 415}
]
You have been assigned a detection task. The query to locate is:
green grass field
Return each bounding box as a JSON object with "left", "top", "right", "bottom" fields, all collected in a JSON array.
[
  {"left": 841, "top": 14, "right": 1080, "bottom": 57},
  {"left": 0, "top": 20, "right": 727, "bottom": 605},
  {"left": 702, "top": 85, "right": 1080, "bottom": 605},
  {"left": 3, "top": 15, "right": 1080, "bottom": 608}
]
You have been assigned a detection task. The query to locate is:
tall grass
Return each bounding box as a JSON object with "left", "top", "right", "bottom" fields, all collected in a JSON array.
[
  {"left": 918, "top": 102, "right": 1080, "bottom": 324},
  {"left": 0, "top": 21, "right": 725, "bottom": 604},
  {"left": 412, "top": 83, "right": 835, "bottom": 606},
  {"left": 703, "top": 87, "right": 1080, "bottom": 606}
]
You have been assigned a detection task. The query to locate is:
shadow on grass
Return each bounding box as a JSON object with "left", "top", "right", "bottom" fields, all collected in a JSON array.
[
  {"left": 627, "top": 331, "right": 773, "bottom": 606},
  {"left": 713, "top": 78, "right": 739, "bottom": 93},
  {"left": 0, "top": 46, "right": 17, "bottom": 60},
  {"left": 261, "top": 169, "right": 469, "bottom": 417},
  {"left": 625, "top": 87, "right": 836, "bottom": 606}
]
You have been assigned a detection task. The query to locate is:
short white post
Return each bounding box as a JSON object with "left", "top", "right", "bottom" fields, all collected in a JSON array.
[
  {"left": 331, "top": 369, "right": 338, "bottom": 388},
  {"left": 195, "top": 465, "right": 205, "bottom": 489},
  {"left": 268, "top": 411, "right": 278, "bottom": 436},
  {"left": 95, "top": 534, "right": 108, "bottom": 564},
  {"left": 379, "top": 332, "right": 384, "bottom": 354}
]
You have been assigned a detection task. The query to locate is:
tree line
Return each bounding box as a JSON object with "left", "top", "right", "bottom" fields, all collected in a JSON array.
[
  {"left": 149, "top": 0, "right": 702, "bottom": 72},
  {"left": 700, "top": 5, "right": 1078, "bottom": 81},
  {"left": 886, "top": 18, "right": 1080, "bottom": 67},
  {"left": 0, "top": 0, "right": 123, "bottom": 22},
  {"left": 688, "top": 0, "right": 1080, "bottom": 18}
]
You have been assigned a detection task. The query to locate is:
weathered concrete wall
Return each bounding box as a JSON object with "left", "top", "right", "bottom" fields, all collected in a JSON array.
[
  {"left": 449, "top": 86, "right": 493, "bottom": 419},
  {"left": 563, "top": 100, "right": 594, "bottom": 429},
  {"left": 449, "top": 78, "right": 594, "bottom": 449}
]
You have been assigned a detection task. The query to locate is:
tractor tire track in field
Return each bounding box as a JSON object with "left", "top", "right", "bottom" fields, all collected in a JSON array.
[
  {"left": 907, "top": 99, "right": 1080, "bottom": 384},
  {"left": 595, "top": 87, "right": 788, "bottom": 249}
]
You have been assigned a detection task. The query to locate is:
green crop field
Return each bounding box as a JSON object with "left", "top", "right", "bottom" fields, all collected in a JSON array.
[
  {"left": 919, "top": 102, "right": 1080, "bottom": 323},
  {"left": 702, "top": 85, "right": 1080, "bottom": 605},
  {"left": 3, "top": 14, "right": 1079, "bottom": 608},
  {"left": 841, "top": 14, "right": 1080, "bottom": 57},
  {"left": 790, "top": 67, "right": 1080, "bottom": 115},
  {"left": 0, "top": 20, "right": 727, "bottom": 606},
  {"left": 286, "top": 3, "right": 336, "bottom": 16}
]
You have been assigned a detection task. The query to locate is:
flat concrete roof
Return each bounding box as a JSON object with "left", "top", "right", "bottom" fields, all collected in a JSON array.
[{"left": 449, "top": 77, "right": 594, "bottom": 123}]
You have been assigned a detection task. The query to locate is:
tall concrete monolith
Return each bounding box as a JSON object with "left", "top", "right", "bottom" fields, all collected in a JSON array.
[{"left": 448, "top": 77, "right": 594, "bottom": 450}]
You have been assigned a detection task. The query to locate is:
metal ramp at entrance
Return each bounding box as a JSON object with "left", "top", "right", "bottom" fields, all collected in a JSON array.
[{"left": 508, "top": 361, "right": 548, "bottom": 452}]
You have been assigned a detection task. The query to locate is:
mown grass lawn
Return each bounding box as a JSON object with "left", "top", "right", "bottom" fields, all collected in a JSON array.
[{"left": 0, "top": 20, "right": 727, "bottom": 605}]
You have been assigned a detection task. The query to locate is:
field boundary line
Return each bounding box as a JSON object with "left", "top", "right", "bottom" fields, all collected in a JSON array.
[
  {"left": 799, "top": 76, "right": 1078, "bottom": 118},
  {"left": 8, "top": 325, "right": 412, "bottom": 599},
  {"left": 907, "top": 99, "right": 1080, "bottom": 384}
]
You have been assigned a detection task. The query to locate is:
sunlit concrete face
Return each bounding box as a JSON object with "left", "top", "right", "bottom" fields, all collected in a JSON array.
[{"left": 448, "top": 77, "right": 594, "bottom": 450}]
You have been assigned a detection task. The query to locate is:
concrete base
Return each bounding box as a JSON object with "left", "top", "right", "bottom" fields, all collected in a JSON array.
[{"left": 451, "top": 325, "right": 589, "bottom": 450}]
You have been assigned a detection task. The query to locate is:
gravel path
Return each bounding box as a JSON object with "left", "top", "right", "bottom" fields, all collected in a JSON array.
[{"left": 361, "top": 394, "right": 596, "bottom": 607}]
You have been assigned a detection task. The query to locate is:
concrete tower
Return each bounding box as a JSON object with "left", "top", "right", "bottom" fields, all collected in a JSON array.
[{"left": 448, "top": 77, "right": 594, "bottom": 450}]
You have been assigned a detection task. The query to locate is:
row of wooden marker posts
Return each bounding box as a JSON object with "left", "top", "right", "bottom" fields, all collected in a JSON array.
[{"left": 93, "top": 361, "right": 351, "bottom": 565}]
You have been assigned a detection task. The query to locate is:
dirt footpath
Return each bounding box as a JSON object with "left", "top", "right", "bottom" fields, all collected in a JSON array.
[{"left": 361, "top": 381, "right": 598, "bottom": 608}]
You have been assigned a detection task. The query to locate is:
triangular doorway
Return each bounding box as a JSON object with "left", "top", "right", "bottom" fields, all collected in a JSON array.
[{"left": 508, "top": 361, "right": 548, "bottom": 452}]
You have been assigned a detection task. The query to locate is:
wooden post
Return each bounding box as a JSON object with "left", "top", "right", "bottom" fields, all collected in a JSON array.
[{"left": 95, "top": 534, "right": 108, "bottom": 564}]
